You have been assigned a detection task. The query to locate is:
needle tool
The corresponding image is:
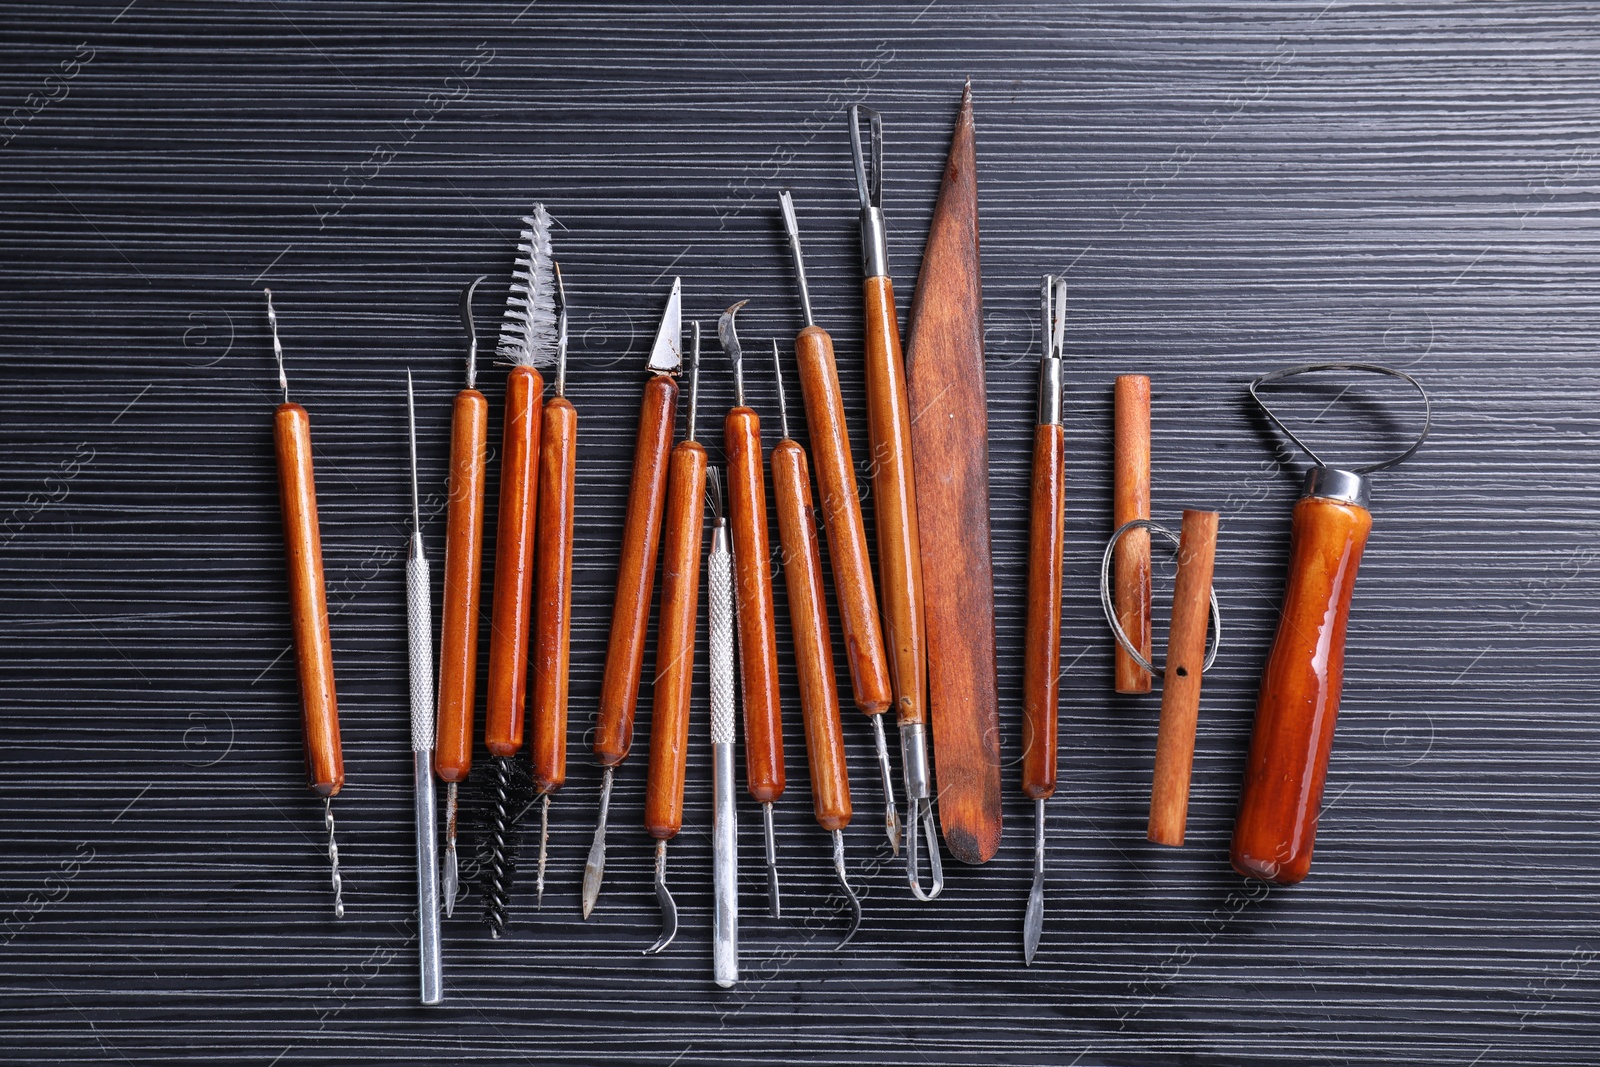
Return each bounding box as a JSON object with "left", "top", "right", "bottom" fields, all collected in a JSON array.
[{"left": 706, "top": 467, "right": 740, "bottom": 987}]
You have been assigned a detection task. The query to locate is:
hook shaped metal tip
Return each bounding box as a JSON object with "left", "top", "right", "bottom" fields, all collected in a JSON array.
[
  {"left": 461, "top": 276, "right": 486, "bottom": 391},
  {"left": 644, "top": 839, "right": 678, "bottom": 954},
  {"left": 907, "top": 797, "right": 945, "bottom": 902},
  {"left": 552, "top": 262, "right": 568, "bottom": 396},
  {"left": 1248, "top": 362, "right": 1432, "bottom": 477},
  {"left": 831, "top": 830, "right": 861, "bottom": 949}
]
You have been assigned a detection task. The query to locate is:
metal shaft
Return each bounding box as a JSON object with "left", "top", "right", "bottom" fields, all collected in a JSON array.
[
  {"left": 708, "top": 499, "right": 739, "bottom": 988},
  {"left": 901, "top": 721, "right": 944, "bottom": 901},
  {"left": 1024, "top": 796, "right": 1046, "bottom": 965},
  {"left": 406, "top": 373, "right": 443, "bottom": 1005},
  {"left": 831, "top": 829, "right": 862, "bottom": 949},
  {"left": 324, "top": 796, "right": 344, "bottom": 920},
  {"left": 581, "top": 765, "right": 612, "bottom": 919},
  {"left": 442, "top": 782, "right": 458, "bottom": 918},
  {"left": 762, "top": 801, "right": 781, "bottom": 918},
  {"left": 870, "top": 715, "right": 901, "bottom": 856}
]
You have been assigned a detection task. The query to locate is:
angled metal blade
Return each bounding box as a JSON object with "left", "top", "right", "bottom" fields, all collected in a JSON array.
[{"left": 647, "top": 277, "right": 683, "bottom": 375}]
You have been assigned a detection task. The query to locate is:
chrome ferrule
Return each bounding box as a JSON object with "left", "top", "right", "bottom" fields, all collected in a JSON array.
[
  {"left": 1303, "top": 466, "right": 1369, "bottom": 510},
  {"left": 899, "top": 721, "right": 930, "bottom": 801},
  {"left": 1037, "top": 356, "right": 1063, "bottom": 427},
  {"left": 860, "top": 206, "right": 889, "bottom": 279}
]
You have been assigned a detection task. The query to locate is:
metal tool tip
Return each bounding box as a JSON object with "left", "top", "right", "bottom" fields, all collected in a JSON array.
[
  {"left": 536, "top": 792, "right": 550, "bottom": 910},
  {"left": 762, "top": 801, "right": 781, "bottom": 919},
  {"left": 581, "top": 767, "right": 613, "bottom": 919},
  {"left": 644, "top": 839, "right": 679, "bottom": 954},
  {"left": 830, "top": 830, "right": 861, "bottom": 949},
  {"left": 870, "top": 716, "right": 901, "bottom": 855},
  {"left": 461, "top": 275, "right": 485, "bottom": 389},
  {"left": 323, "top": 796, "right": 345, "bottom": 920},
  {"left": 908, "top": 797, "right": 945, "bottom": 902},
  {"left": 1024, "top": 795, "right": 1046, "bottom": 964}
]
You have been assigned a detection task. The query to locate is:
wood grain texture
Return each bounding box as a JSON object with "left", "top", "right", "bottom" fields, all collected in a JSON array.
[
  {"left": 529, "top": 396, "right": 576, "bottom": 795},
  {"left": 905, "top": 81, "right": 1002, "bottom": 865},
  {"left": 861, "top": 275, "right": 928, "bottom": 728},
  {"left": 272, "top": 403, "right": 342, "bottom": 796},
  {"left": 642, "top": 440, "right": 706, "bottom": 840},
  {"left": 483, "top": 365, "right": 542, "bottom": 757},
  {"left": 1113, "top": 373, "right": 1153, "bottom": 695},
  {"left": 772, "top": 440, "right": 852, "bottom": 833},
  {"left": 792, "top": 325, "right": 893, "bottom": 716},
  {"left": 1148, "top": 509, "right": 1220, "bottom": 847},
  {"left": 594, "top": 374, "right": 678, "bottom": 767},
  {"left": 724, "top": 406, "right": 785, "bottom": 804},
  {"left": 1021, "top": 423, "right": 1065, "bottom": 801},
  {"left": 433, "top": 387, "right": 486, "bottom": 783},
  {"left": 1231, "top": 496, "right": 1372, "bottom": 884}
]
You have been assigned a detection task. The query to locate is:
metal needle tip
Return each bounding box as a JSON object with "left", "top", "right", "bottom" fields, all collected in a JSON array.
[
  {"left": 324, "top": 796, "right": 344, "bottom": 920},
  {"left": 870, "top": 715, "right": 901, "bottom": 856},
  {"left": 263, "top": 288, "right": 288, "bottom": 405},
  {"left": 442, "top": 782, "right": 459, "bottom": 918},
  {"left": 1023, "top": 797, "right": 1046, "bottom": 965},
  {"left": 406, "top": 370, "right": 420, "bottom": 532},
  {"left": 581, "top": 766, "right": 613, "bottom": 919},
  {"left": 771, "top": 341, "right": 791, "bottom": 440},
  {"left": 461, "top": 275, "right": 486, "bottom": 391},
  {"left": 536, "top": 793, "right": 550, "bottom": 910},
  {"left": 762, "top": 801, "right": 781, "bottom": 919},
  {"left": 645, "top": 839, "right": 678, "bottom": 954},
  {"left": 831, "top": 830, "right": 861, "bottom": 949}
]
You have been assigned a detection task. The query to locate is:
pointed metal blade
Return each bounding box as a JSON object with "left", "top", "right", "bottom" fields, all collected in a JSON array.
[{"left": 647, "top": 277, "right": 683, "bottom": 375}]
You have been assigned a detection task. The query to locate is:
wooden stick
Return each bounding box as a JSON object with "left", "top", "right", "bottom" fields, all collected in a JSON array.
[
  {"left": 1021, "top": 422, "right": 1066, "bottom": 802},
  {"left": 1113, "top": 374, "right": 1152, "bottom": 694},
  {"left": 529, "top": 396, "right": 576, "bottom": 795},
  {"left": 484, "top": 365, "right": 543, "bottom": 757},
  {"left": 434, "top": 386, "right": 487, "bottom": 784}
]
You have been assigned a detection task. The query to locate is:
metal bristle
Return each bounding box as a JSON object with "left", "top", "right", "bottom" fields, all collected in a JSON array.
[{"left": 497, "top": 204, "right": 559, "bottom": 369}]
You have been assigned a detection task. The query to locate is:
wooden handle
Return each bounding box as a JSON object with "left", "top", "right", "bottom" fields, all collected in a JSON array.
[
  {"left": 434, "top": 388, "right": 487, "bottom": 783},
  {"left": 1148, "top": 509, "right": 1220, "bottom": 847},
  {"left": 643, "top": 441, "right": 707, "bottom": 840},
  {"left": 530, "top": 397, "right": 576, "bottom": 794},
  {"left": 484, "top": 366, "right": 543, "bottom": 757},
  {"left": 595, "top": 375, "right": 679, "bottom": 766},
  {"left": 771, "top": 440, "right": 852, "bottom": 832},
  {"left": 273, "top": 403, "right": 342, "bottom": 796},
  {"left": 792, "top": 325, "right": 892, "bottom": 715},
  {"left": 1021, "top": 423, "right": 1065, "bottom": 801},
  {"left": 724, "top": 407, "right": 785, "bottom": 804},
  {"left": 1113, "top": 374, "right": 1152, "bottom": 694},
  {"left": 1231, "top": 495, "right": 1372, "bottom": 883},
  {"left": 861, "top": 276, "right": 928, "bottom": 727}
]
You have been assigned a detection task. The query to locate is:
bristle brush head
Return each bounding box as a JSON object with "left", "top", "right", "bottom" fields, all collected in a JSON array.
[{"left": 497, "top": 204, "right": 558, "bottom": 368}]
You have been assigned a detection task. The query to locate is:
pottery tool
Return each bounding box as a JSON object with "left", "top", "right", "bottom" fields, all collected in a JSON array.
[
  {"left": 583, "top": 278, "right": 683, "bottom": 919},
  {"left": 903, "top": 79, "right": 1002, "bottom": 865},
  {"left": 706, "top": 468, "right": 740, "bottom": 988},
  {"left": 848, "top": 104, "right": 941, "bottom": 900},
  {"left": 1113, "top": 374, "right": 1153, "bottom": 694},
  {"left": 1021, "top": 276, "right": 1066, "bottom": 965},
  {"left": 1231, "top": 363, "right": 1429, "bottom": 885},
  {"left": 770, "top": 342, "right": 862, "bottom": 948},
  {"left": 643, "top": 325, "right": 706, "bottom": 955},
  {"left": 529, "top": 264, "right": 575, "bottom": 906},
  {"left": 776, "top": 189, "right": 899, "bottom": 857},
  {"left": 482, "top": 207, "right": 556, "bottom": 936},
  {"left": 434, "top": 277, "right": 490, "bottom": 919},
  {"left": 717, "top": 300, "right": 785, "bottom": 917},
  {"left": 404, "top": 372, "right": 444, "bottom": 1005},
  {"left": 263, "top": 289, "right": 345, "bottom": 920}
]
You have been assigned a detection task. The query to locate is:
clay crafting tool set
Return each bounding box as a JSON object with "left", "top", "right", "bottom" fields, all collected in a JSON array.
[{"left": 252, "top": 82, "right": 1433, "bottom": 987}]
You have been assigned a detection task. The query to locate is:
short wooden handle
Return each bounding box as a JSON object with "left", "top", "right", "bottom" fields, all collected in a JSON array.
[
  {"left": 1148, "top": 509, "right": 1220, "bottom": 847},
  {"left": 643, "top": 441, "right": 707, "bottom": 840},
  {"left": 1113, "top": 374, "right": 1152, "bottom": 694},
  {"left": 772, "top": 440, "right": 852, "bottom": 833},
  {"left": 273, "top": 403, "right": 343, "bottom": 796},
  {"left": 530, "top": 397, "right": 576, "bottom": 794},
  {"left": 724, "top": 407, "right": 786, "bottom": 804},
  {"left": 596, "top": 375, "right": 679, "bottom": 766},
  {"left": 1230, "top": 495, "right": 1372, "bottom": 883},
  {"left": 434, "top": 388, "right": 487, "bottom": 783},
  {"left": 484, "top": 366, "right": 543, "bottom": 757},
  {"left": 792, "top": 325, "right": 893, "bottom": 716},
  {"left": 1021, "top": 423, "right": 1065, "bottom": 800},
  {"left": 861, "top": 276, "right": 928, "bottom": 727}
]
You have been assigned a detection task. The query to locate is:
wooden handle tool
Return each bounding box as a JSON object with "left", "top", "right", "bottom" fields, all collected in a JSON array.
[
  {"left": 583, "top": 277, "right": 683, "bottom": 920},
  {"left": 263, "top": 289, "right": 344, "bottom": 920},
  {"left": 719, "top": 304, "right": 786, "bottom": 919},
  {"left": 1113, "top": 374, "right": 1153, "bottom": 694}
]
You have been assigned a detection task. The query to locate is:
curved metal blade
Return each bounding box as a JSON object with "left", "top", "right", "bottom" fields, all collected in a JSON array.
[
  {"left": 1023, "top": 797, "right": 1046, "bottom": 965},
  {"left": 644, "top": 839, "right": 678, "bottom": 954}
]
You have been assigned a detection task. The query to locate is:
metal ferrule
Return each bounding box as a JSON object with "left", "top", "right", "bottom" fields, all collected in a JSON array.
[
  {"left": 1037, "top": 356, "right": 1063, "bottom": 427},
  {"left": 413, "top": 750, "right": 442, "bottom": 1005},
  {"left": 899, "top": 721, "right": 930, "bottom": 801},
  {"left": 712, "top": 739, "right": 738, "bottom": 988},
  {"left": 1303, "top": 466, "right": 1369, "bottom": 510},
  {"left": 860, "top": 206, "right": 888, "bottom": 279}
]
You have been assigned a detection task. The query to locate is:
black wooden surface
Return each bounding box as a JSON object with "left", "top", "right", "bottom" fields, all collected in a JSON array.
[{"left": 1, "top": 2, "right": 1595, "bottom": 1064}]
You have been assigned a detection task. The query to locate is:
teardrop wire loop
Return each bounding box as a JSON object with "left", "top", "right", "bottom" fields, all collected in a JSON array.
[
  {"left": 1098, "top": 518, "right": 1222, "bottom": 681},
  {"left": 1247, "top": 362, "right": 1431, "bottom": 476}
]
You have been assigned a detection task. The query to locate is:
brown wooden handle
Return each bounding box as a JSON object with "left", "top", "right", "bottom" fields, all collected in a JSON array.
[
  {"left": 1021, "top": 423, "right": 1065, "bottom": 800},
  {"left": 273, "top": 403, "right": 342, "bottom": 796},
  {"left": 1148, "top": 509, "right": 1220, "bottom": 847},
  {"left": 1231, "top": 495, "right": 1371, "bottom": 883},
  {"left": 792, "top": 325, "right": 892, "bottom": 716},
  {"left": 595, "top": 375, "right": 679, "bottom": 767},
  {"left": 772, "top": 440, "right": 852, "bottom": 832},
  {"left": 530, "top": 397, "right": 576, "bottom": 794},
  {"left": 484, "top": 366, "right": 543, "bottom": 757},
  {"left": 861, "top": 276, "right": 928, "bottom": 727},
  {"left": 724, "top": 407, "right": 785, "bottom": 804},
  {"left": 643, "top": 441, "right": 706, "bottom": 840},
  {"left": 434, "top": 388, "right": 488, "bottom": 783},
  {"left": 1113, "top": 374, "right": 1153, "bottom": 694}
]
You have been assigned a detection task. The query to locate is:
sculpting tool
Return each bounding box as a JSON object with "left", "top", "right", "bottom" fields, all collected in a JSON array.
[
  {"left": 706, "top": 468, "right": 740, "bottom": 987},
  {"left": 1113, "top": 375, "right": 1153, "bottom": 694}
]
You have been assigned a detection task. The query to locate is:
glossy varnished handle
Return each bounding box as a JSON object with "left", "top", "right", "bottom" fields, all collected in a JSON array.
[
  {"left": 792, "top": 325, "right": 892, "bottom": 715},
  {"left": 530, "top": 397, "right": 576, "bottom": 794},
  {"left": 1230, "top": 494, "right": 1372, "bottom": 884},
  {"left": 861, "top": 276, "right": 927, "bottom": 727},
  {"left": 772, "top": 439, "right": 852, "bottom": 832},
  {"left": 273, "top": 403, "right": 342, "bottom": 796},
  {"left": 595, "top": 375, "right": 679, "bottom": 767},
  {"left": 485, "top": 366, "right": 543, "bottom": 757},
  {"left": 1113, "top": 374, "right": 1152, "bottom": 694},
  {"left": 1021, "top": 423, "right": 1065, "bottom": 801},
  {"left": 725, "top": 406, "right": 785, "bottom": 804},
  {"left": 643, "top": 441, "right": 707, "bottom": 840},
  {"left": 434, "top": 388, "right": 487, "bottom": 783}
]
